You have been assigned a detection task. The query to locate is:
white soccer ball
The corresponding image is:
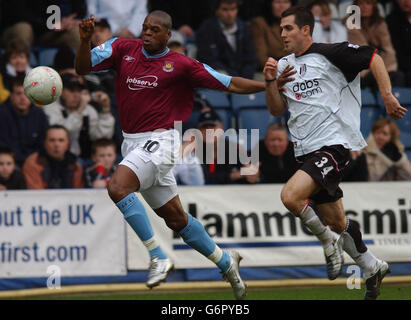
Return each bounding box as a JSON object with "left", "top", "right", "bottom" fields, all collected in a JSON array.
[{"left": 23, "top": 66, "right": 63, "bottom": 106}]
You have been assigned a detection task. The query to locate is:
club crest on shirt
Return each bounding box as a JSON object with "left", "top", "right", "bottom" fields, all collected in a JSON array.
[
  {"left": 98, "top": 43, "right": 105, "bottom": 50},
  {"left": 299, "top": 64, "right": 307, "bottom": 76},
  {"left": 163, "top": 61, "right": 174, "bottom": 72}
]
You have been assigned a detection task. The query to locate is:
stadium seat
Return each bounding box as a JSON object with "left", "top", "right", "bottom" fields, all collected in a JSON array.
[
  {"left": 377, "top": 87, "right": 411, "bottom": 148},
  {"left": 197, "top": 89, "right": 233, "bottom": 128},
  {"left": 231, "top": 91, "right": 266, "bottom": 114},
  {"left": 238, "top": 108, "right": 278, "bottom": 151},
  {"left": 360, "top": 89, "right": 381, "bottom": 138},
  {"left": 37, "top": 47, "right": 59, "bottom": 67}
]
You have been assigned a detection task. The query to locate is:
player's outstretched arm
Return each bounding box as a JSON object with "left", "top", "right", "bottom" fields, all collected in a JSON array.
[
  {"left": 370, "top": 54, "right": 407, "bottom": 120},
  {"left": 75, "top": 15, "right": 95, "bottom": 75},
  {"left": 264, "top": 58, "right": 287, "bottom": 117},
  {"left": 228, "top": 77, "right": 265, "bottom": 94}
]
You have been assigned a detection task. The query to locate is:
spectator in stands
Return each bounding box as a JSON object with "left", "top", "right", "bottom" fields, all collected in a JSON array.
[
  {"left": 197, "top": 109, "right": 257, "bottom": 184},
  {"left": 252, "top": 122, "right": 298, "bottom": 183},
  {"left": 309, "top": 0, "right": 348, "bottom": 44},
  {"left": 167, "top": 30, "right": 185, "bottom": 55},
  {"left": 53, "top": 45, "right": 77, "bottom": 76},
  {"left": 346, "top": 0, "right": 404, "bottom": 89},
  {"left": 1, "top": 0, "right": 86, "bottom": 50},
  {"left": 196, "top": 0, "right": 258, "bottom": 79},
  {"left": 43, "top": 73, "right": 115, "bottom": 159},
  {"left": 0, "top": 74, "right": 10, "bottom": 104},
  {"left": 0, "top": 39, "right": 32, "bottom": 90},
  {"left": 149, "top": 0, "right": 215, "bottom": 38},
  {"left": 91, "top": 18, "right": 113, "bottom": 47},
  {"left": 0, "top": 147, "right": 26, "bottom": 190},
  {"left": 250, "top": 0, "right": 296, "bottom": 70},
  {"left": 22, "top": 125, "right": 84, "bottom": 189},
  {"left": 0, "top": 76, "right": 49, "bottom": 166},
  {"left": 363, "top": 118, "right": 411, "bottom": 181},
  {"left": 87, "top": 0, "right": 148, "bottom": 38},
  {"left": 84, "top": 138, "right": 117, "bottom": 188},
  {"left": 386, "top": 0, "right": 411, "bottom": 87}
]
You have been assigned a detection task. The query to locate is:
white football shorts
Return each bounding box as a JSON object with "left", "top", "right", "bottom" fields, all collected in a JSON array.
[{"left": 119, "top": 129, "right": 181, "bottom": 209}]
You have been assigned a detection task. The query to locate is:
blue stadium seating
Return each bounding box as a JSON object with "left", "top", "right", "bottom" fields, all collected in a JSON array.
[
  {"left": 231, "top": 91, "right": 266, "bottom": 113},
  {"left": 37, "top": 47, "right": 59, "bottom": 67},
  {"left": 377, "top": 87, "right": 411, "bottom": 148},
  {"left": 360, "top": 89, "right": 381, "bottom": 138},
  {"left": 197, "top": 89, "right": 232, "bottom": 129}
]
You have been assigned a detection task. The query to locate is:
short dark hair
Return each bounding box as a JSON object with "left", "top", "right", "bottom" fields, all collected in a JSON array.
[
  {"left": 91, "top": 138, "right": 116, "bottom": 155},
  {"left": 9, "top": 75, "right": 25, "bottom": 93},
  {"left": 45, "top": 125, "right": 69, "bottom": 140},
  {"left": 215, "top": 0, "right": 239, "bottom": 12},
  {"left": 0, "top": 147, "right": 15, "bottom": 160},
  {"left": 282, "top": 5, "right": 314, "bottom": 36},
  {"left": 4, "top": 39, "right": 30, "bottom": 62},
  {"left": 148, "top": 10, "right": 172, "bottom": 30}
]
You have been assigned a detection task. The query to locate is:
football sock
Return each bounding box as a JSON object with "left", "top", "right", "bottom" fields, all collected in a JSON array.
[
  {"left": 299, "top": 203, "right": 334, "bottom": 247},
  {"left": 340, "top": 218, "right": 378, "bottom": 273},
  {"left": 179, "top": 212, "right": 231, "bottom": 272},
  {"left": 116, "top": 193, "right": 167, "bottom": 259}
]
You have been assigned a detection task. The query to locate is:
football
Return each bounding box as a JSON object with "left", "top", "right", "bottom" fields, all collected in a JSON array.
[{"left": 23, "top": 66, "right": 63, "bottom": 106}]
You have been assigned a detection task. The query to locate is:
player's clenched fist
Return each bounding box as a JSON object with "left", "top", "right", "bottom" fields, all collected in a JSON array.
[
  {"left": 263, "top": 57, "right": 278, "bottom": 81},
  {"left": 79, "top": 15, "right": 95, "bottom": 41}
]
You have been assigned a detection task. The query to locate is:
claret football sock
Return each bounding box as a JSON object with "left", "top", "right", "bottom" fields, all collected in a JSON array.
[
  {"left": 340, "top": 218, "right": 378, "bottom": 274},
  {"left": 299, "top": 204, "right": 334, "bottom": 247},
  {"left": 179, "top": 212, "right": 231, "bottom": 272},
  {"left": 116, "top": 193, "right": 167, "bottom": 259}
]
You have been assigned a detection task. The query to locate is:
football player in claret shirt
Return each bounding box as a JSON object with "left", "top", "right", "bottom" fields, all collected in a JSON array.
[
  {"left": 264, "top": 6, "right": 408, "bottom": 300},
  {"left": 75, "top": 10, "right": 269, "bottom": 299}
]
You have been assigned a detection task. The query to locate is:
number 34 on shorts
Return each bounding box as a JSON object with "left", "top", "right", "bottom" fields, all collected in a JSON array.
[{"left": 315, "top": 156, "right": 334, "bottom": 178}]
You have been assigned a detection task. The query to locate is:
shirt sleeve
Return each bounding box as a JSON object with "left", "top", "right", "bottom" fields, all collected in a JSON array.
[
  {"left": 187, "top": 58, "right": 232, "bottom": 90},
  {"left": 314, "top": 42, "right": 376, "bottom": 82},
  {"left": 91, "top": 38, "right": 120, "bottom": 73}
]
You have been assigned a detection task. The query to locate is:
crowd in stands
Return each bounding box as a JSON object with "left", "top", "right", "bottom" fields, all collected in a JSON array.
[{"left": 0, "top": 0, "right": 410, "bottom": 191}]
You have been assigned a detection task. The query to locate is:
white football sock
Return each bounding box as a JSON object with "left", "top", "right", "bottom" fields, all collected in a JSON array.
[{"left": 299, "top": 204, "right": 334, "bottom": 247}]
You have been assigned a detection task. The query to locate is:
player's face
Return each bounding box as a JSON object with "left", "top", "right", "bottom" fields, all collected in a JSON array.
[
  {"left": 92, "top": 146, "right": 116, "bottom": 171},
  {"left": 264, "top": 129, "right": 289, "bottom": 156},
  {"left": 142, "top": 16, "right": 171, "bottom": 55},
  {"left": 216, "top": 2, "right": 238, "bottom": 27},
  {"left": 280, "top": 15, "right": 308, "bottom": 54},
  {"left": 0, "top": 154, "right": 15, "bottom": 180},
  {"left": 373, "top": 124, "right": 392, "bottom": 149},
  {"left": 44, "top": 129, "right": 70, "bottom": 161},
  {"left": 10, "top": 85, "right": 31, "bottom": 114}
]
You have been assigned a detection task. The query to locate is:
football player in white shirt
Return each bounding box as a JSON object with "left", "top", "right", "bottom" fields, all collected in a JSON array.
[{"left": 264, "top": 5, "right": 407, "bottom": 300}]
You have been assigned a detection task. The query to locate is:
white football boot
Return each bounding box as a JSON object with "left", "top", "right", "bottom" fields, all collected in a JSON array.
[
  {"left": 146, "top": 256, "right": 174, "bottom": 289},
  {"left": 222, "top": 251, "right": 247, "bottom": 300},
  {"left": 324, "top": 239, "right": 344, "bottom": 280}
]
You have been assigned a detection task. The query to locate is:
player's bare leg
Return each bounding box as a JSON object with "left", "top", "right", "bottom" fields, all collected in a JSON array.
[
  {"left": 108, "top": 165, "right": 172, "bottom": 289},
  {"left": 316, "top": 201, "right": 390, "bottom": 300},
  {"left": 281, "top": 170, "right": 344, "bottom": 280},
  {"left": 155, "top": 196, "right": 247, "bottom": 300}
]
